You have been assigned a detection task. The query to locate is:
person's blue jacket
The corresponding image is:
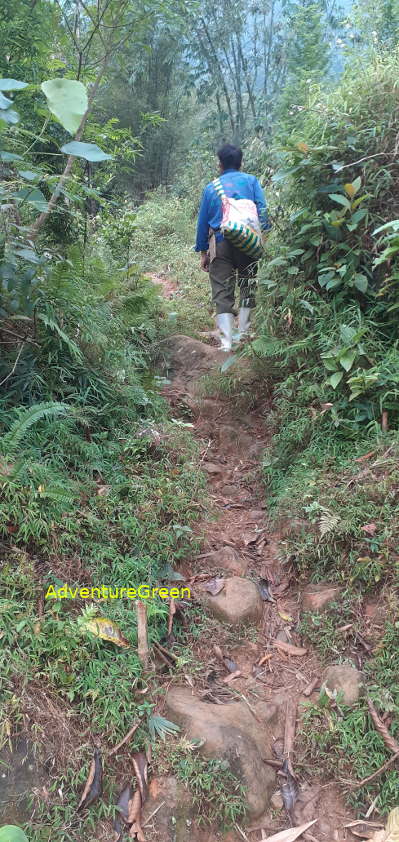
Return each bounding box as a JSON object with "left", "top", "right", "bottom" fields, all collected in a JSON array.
[{"left": 195, "top": 168, "right": 271, "bottom": 253}]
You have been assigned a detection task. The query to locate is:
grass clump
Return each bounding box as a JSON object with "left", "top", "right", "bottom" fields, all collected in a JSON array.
[
  {"left": 155, "top": 738, "right": 247, "bottom": 830},
  {"left": 300, "top": 621, "right": 399, "bottom": 815}
]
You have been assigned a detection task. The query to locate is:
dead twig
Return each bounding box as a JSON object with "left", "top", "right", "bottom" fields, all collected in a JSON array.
[
  {"left": 136, "top": 600, "right": 149, "bottom": 668},
  {"left": 367, "top": 697, "right": 399, "bottom": 755},
  {"left": 108, "top": 721, "right": 140, "bottom": 757},
  {"left": 284, "top": 698, "right": 298, "bottom": 775},
  {"left": 347, "top": 750, "right": 399, "bottom": 788}
]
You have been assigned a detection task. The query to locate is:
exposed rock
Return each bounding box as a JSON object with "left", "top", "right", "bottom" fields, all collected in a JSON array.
[
  {"left": 160, "top": 335, "right": 225, "bottom": 379},
  {"left": 302, "top": 583, "right": 342, "bottom": 614},
  {"left": 322, "top": 664, "right": 362, "bottom": 707},
  {"left": 208, "top": 546, "right": 248, "bottom": 576},
  {"left": 141, "top": 776, "right": 198, "bottom": 842},
  {"left": 166, "top": 686, "right": 279, "bottom": 818},
  {"left": 202, "top": 576, "right": 263, "bottom": 624}
]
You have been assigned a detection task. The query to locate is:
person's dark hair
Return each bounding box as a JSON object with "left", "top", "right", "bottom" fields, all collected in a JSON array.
[{"left": 217, "top": 143, "right": 243, "bottom": 171}]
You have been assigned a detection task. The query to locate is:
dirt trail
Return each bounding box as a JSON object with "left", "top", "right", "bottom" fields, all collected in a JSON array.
[{"left": 149, "top": 334, "right": 353, "bottom": 842}]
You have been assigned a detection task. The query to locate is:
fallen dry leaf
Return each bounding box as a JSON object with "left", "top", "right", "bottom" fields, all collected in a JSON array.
[
  {"left": 369, "top": 807, "right": 399, "bottom": 842},
  {"left": 204, "top": 577, "right": 225, "bottom": 596},
  {"left": 278, "top": 610, "right": 293, "bottom": 622},
  {"left": 361, "top": 523, "right": 377, "bottom": 536},
  {"left": 82, "top": 617, "right": 130, "bottom": 648},
  {"left": 258, "top": 578, "right": 276, "bottom": 602},
  {"left": 344, "top": 820, "right": 384, "bottom": 839},
  {"left": 274, "top": 640, "right": 307, "bottom": 657},
  {"left": 261, "top": 818, "right": 317, "bottom": 841},
  {"left": 77, "top": 748, "right": 102, "bottom": 811},
  {"left": 223, "top": 670, "right": 242, "bottom": 683}
]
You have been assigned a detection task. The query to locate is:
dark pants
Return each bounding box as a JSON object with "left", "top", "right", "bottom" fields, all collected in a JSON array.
[{"left": 209, "top": 237, "right": 258, "bottom": 315}]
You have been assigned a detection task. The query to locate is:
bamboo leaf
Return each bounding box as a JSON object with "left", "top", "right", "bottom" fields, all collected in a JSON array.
[{"left": 261, "top": 819, "right": 317, "bottom": 841}]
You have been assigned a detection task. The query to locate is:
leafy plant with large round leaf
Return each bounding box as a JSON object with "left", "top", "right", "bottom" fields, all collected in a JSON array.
[
  {"left": 0, "top": 827, "right": 29, "bottom": 842},
  {"left": 41, "top": 79, "right": 88, "bottom": 134}
]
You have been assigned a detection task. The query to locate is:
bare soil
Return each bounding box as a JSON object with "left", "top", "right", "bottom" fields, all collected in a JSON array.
[{"left": 152, "top": 334, "right": 354, "bottom": 842}]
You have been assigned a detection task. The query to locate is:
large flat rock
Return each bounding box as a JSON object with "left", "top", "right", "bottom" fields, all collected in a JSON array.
[{"left": 166, "top": 686, "right": 279, "bottom": 818}]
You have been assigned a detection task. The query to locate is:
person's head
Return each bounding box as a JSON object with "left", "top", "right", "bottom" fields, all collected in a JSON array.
[{"left": 217, "top": 143, "right": 243, "bottom": 173}]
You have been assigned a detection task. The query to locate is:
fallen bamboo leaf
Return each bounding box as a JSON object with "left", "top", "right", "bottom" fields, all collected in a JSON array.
[
  {"left": 274, "top": 640, "right": 307, "bottom": 657},
  {"left": 82, "top": 617, "right": 130, "bottom": 648},
  {"left": 258, "top": 578, "right": 276, "bottom": 602},
  {"left": 369, "top": 807, "right": 399, "bottom": 841},
  {"left": 213, "top": 644, "right": 224, "bottom": 660},
  {"left": 260, "top": 818, "right": 317, "bottom": 841},
  {"left": 223, "top": 670, "right": 242, "bottom": 683},
  {"left": 344, "top": 820, "right": 384, "bottom": 839},
  {"left": 204, "top": 577, "right": 225, "bottom": 596},
  {"left": 114, "top": 783, "right": 133, "bottom": 833},
  {"left": 132, "top": 752, "right": 148, "bottom": 803},
  {"left": 223, "top": 656, "right": 239, "bottom": 673},
  {"left": 167, "top": 599, "right": 177, "bottom": 636},
  {"left": 77, "top": 748, "right": 102, "bottom": 811},
  {"left": 280, "top": 760, "right": 299, "bottom": 814}
]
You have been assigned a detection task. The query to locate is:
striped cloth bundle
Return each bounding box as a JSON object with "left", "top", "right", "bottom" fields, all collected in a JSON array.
[{"left": 212, "top": 177, "right": 263, "bottom": 259}]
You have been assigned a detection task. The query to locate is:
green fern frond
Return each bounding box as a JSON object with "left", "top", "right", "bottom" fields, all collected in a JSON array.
[
  {"left": 2, "top": 402, "right": 70, "bottom": 453},
  {"left": 37, "top": 312, "right": 83, "bottom": 361}
]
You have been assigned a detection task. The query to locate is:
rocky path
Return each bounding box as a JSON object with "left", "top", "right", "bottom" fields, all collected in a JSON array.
[{"left": 141, "top": 335, "right": 355, "bottom": 842}]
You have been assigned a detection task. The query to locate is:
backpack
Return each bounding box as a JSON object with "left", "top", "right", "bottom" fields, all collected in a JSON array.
[{"left": 212, "top": 177, "right": 263, "bottom": 259}]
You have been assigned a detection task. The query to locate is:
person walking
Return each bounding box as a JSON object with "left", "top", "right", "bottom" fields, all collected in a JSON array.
[{"left": 195, "top": 143, "right": 270, "bottom": 351}]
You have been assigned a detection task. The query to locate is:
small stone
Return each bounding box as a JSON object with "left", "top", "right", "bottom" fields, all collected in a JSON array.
[
  {"left": 302, "top": 583, "right": 342, "bottom": 613},
  {"left": 202, "top": 576, "right": 263, "bottom": 624},
  {"left": 271, "top": 790, "right": 284, "bottom": 810},
  {"left": 322, "top": 664, "right": 361, "bottom": 707},
  {"left": 208, "top": 546, "right": 248, "bottom": 576}
]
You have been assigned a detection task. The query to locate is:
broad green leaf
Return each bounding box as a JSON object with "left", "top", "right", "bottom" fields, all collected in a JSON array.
[
  {"left": 14, "top": 188, "right": 48, "bottom": 212},
  {"left": 353, "top": 273, "right": 368, "bottom": 293},
  {"left": 0, "top": 92, "right": 13, "bottom": 109},
  {"left": 321, "top": 356, "right": 338, "bottom": 372},
  {"left": 0, "top": 109, "right": 19, "bottom": 125},
  {"left": 0, "top": 79, "right": 28, "bottom": 91},
  {"left": 60, "top": 141, "right": 112, "bottom": 162},
  {"left": 287, "top": 267, "right": 299, "bottom": 275},
  {"left": 41, "top": 78, "right": 88, "bottom": 134},
  {"left": 352, "top": 194, "right": 370, "bottom": 209},
  {"left": 17, "top": 170, "right": 42, "bottom": 181},
  {"left": 373, "top": 219, "right": 399, "bottom": 236},
  {"left": 339, "top": 349, "right": 357, "bottom": 371},
  {"left": 328, "top": 371, "right": 344, "bottom": 389},
  {"left": 0, "top": 151, "right": 23, "bottom": 162},
  {"left": 328, "top": 193, "right": 351, "bottom": 210},
  {"left": 0, "top": 827, "right": 29, "bottom": 842}
]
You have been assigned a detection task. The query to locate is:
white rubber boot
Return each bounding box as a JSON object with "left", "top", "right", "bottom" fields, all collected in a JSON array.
[
  {"left": 216, "top": 313, "right": 234, "bottom": 351},
  {"left": 237, "top": 307, "right": 251, "bottom": 339}
]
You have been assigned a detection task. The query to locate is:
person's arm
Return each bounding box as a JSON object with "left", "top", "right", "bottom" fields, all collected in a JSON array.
[
  {"left": 195, "top": 187, "right": 211, "bottom": 259},
  {"left": 253, "top": 177, "right": 271, "bottom": 232}
]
